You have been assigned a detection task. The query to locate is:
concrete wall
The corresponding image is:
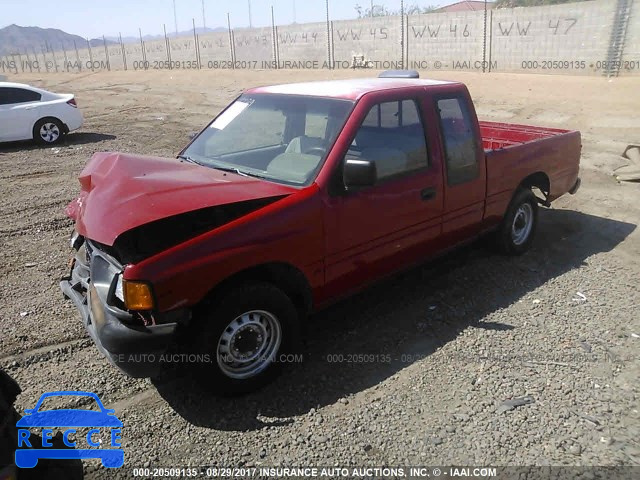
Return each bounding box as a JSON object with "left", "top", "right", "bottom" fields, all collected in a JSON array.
[
  {"left": 621, "top": 0, "right": 640, "bottom": 75},
  {"left": 1, "top": 0, "right": 638, "bottom": 76},
  {"left": 490, "top": 0, "right": 615, "bottom": 75}
]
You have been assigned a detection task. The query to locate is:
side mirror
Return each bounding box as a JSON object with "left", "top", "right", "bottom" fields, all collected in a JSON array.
[{"left": 344, "top": 158, "right": 377, "bottom": 190}]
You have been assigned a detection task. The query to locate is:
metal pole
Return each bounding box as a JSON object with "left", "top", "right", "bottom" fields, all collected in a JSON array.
[
  {"left": 325, "top": 0, "right": 331, "bottom": 69},
  {"left": 31, "top": 46, "right": 41, "bottom": 72},
  {"left": 192, "top": 18, "right": 200, "bottom": 68},
  {"left": 227, "top": 13, "right": 234, "bottom": 66},
  {"left": 271, "top": 5, "right": 278, "bottom": 68},
  {"left": 86, "top": 39, "right": 94, "bottom": 71},
  {"left": 488, "top": 9, "right": 493, "bottom": 72},
  {"left": 102, "top": 35, "right": 110, "bottom": 71},
  {"left": 139, "top": 28, "right": 146, "bottom": 63},
  {"left": 173, "top": 0, "right": 178, "bottom": 35},
  {"left": 400, "top": 0, "right": 404, "bottom": 69},
  {"left": 164, "top": 24, "right": 171, "bottom": 63},
  {"left": 119, "top": 33, "right": 127, "bottom": 70},
  {"left": 482, "top": 0, "right": 487, "bottom": 73},
  {"left": 73, "top": 40, "right": 81, "bottom": 71},
  {"left": 248, "top": 0, "right": 253, "bottom": 28},
  {"left": 62, "top": 42, "right": 69, "bottom": 71},
  {"left": 293, "top": 0, "right": 296, "bottom": 23},
  {"left": 41, "top": 46, "right": 50, "bottom": 73},
  {"left": 202, "top": 0, "right": 206, "bottom": 29},
  {"left": 23, "top": 50, "right": 32, "bottom": 73},
  {"left": 405, "top": 14, "right": 409, "bottom": 69}
]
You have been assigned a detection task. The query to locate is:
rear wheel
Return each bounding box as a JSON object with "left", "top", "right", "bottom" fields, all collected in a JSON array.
[
  {"left": 192, "top": 282, "right": 300, "bottom": 395},
  {"left": 33, "top": 118, "right": 64, "bottom": 145},
  {"left": 495, "top": 188, "right": 539, "bottom": 255}
]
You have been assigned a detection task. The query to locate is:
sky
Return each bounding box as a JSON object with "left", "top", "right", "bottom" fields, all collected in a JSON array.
[{"left": 1, "top": 0, "right": 443, "bottom": 39}]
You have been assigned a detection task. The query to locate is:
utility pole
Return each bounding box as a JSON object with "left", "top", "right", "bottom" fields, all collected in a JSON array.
[
  {"left": 248, "top": 0, "right": 253, "bottom": 28},
  {"left": 370, "top": 0, "right": 374, "bottom": 17},
  {"left": 293, "top": 0, "right": 297, "bottom": 23},
  {"left": 202, "top": 0, "right": 206, "bottom": 30},
  {"left": 173, "top": 0, "right": 178, "bottom": 35}
]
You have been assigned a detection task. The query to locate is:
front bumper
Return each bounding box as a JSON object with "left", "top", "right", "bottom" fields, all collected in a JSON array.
[{"left": 60, "top": 239, "right": 183, "bottom": 377}]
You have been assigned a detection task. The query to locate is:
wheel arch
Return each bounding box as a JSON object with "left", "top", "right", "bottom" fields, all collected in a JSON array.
[
  {"left": 201, "top": 262, "right": 313, "bottom": 319},
  {"left": 519, "top": 171, "right": 550, "bottom": 205},
  {"left": 33, "top": 116, "right": 68, "bottom": 136}
]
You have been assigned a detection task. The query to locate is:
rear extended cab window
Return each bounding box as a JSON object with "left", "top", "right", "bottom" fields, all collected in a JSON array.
[{"left": 436, "top": 96, "right": 480, "bottom": 185}]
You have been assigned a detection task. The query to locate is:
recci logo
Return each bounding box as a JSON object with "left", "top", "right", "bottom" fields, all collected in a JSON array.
[{"left": 15, "top": 391, "right": 123, "bottom": 469}]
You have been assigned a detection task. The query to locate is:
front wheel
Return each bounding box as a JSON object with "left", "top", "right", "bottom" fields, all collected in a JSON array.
[
  {"left": 193, "top": 282, "right": 300, "bottom": 395},
  {"left": 495, "top": 188, "right": 539, "bottom": 255}
]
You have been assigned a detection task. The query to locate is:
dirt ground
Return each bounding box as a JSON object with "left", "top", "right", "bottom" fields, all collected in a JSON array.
[{"left": 1, "top": 69, "right": 639, "bottom": 476}]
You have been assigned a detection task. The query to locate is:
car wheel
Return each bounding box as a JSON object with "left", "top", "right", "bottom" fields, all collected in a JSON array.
[
  {"left": 192, "top": 282, "right": 301, "bottom": 395},
  {"left": 33, "top": 118, "right": 64, "bottom": 145},
  {"left": 495, "top": 188, "right": 539, "bottom": 255}
]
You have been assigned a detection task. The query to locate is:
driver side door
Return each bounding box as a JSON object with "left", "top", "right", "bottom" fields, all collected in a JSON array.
[{"left": 322, "top": 90, "right": 444, "bottom": 299}]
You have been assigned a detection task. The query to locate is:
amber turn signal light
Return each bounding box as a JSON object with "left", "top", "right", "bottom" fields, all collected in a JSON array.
[{"left": 123, "top": 281, "right": 154, "bottom": 310}]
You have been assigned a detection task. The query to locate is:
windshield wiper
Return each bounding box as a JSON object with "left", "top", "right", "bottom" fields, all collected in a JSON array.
[
  {"left": 211, "top": 165, "right": 267, "bottom": 179},
  {"left": 177, "top": 154, "right": 203, "bottom": 165}
]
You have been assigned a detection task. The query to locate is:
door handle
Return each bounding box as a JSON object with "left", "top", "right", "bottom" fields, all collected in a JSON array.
[{"left": 421, "top": 187, "right": 436, "bottom": 201}]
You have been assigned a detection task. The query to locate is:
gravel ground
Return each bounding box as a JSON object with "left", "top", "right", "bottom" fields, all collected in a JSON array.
[{"left": 0, "top": 70, "right": 638, "bottom": 478}]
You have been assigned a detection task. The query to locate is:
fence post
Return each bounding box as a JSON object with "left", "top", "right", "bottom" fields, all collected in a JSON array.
[
  {"left": 400, "top": 0, "right": 404, "bottom": 69},
  {"left": 192, "top": 18, "right": 200, "bottom": 68},
  {"left": 62, "top": 42, "right": 69, "bottom": 72},
  {"left": 73, "top": 40, "right": 81, "bottom": 72},
  {"left": 271, "top": 5, "right": 278, "bottom": 69},
  {"left": 488, "top": 9, "right": 493, "bottom": 72},
  {"left": 103, "top": 36, "right": 111, "bottom": 71},
  {"left": 31, "top": 46, "right": 41, "bottom": 72},
  {"left": 139, "top": 28, "right": 145, "bottom": 64},
  {"left": 87, "top": 39, "right": 94, "bottom": 71},
  {"left": 41, "top": 46, "right": 50, "bottom": 73},
  {"left": 227, "top": 13, "right": 235, "bottom": 68},
  {"left": 119, "top": 33, "right": 127, "bottom": 70},
  {"left": 405, "top": 14, "right": 409, "bottom": 69},
  {"left": 325, "top": 0, "right": 331, "bottom": 69},
  {"left": 164, "top": 24, "right": 171, "bottom": 64}
]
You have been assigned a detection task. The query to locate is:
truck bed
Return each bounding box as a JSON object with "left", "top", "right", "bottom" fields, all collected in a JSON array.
[
  {"left": 480, "top": 120, "right": 581, "bottom": 224},
  {"left": 480, "top": 121, "right": 571, "bottom": 151}
]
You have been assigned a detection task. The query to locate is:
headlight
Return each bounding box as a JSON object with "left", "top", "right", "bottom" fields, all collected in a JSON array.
[
  {"left": 114, "top": 274, "right": 124, "bottom": 302},
  {"left": 70, "top": 230, "right": 83, "bottom": 250}
]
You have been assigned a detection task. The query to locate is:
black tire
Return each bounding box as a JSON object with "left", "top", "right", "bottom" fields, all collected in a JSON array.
[
  {"left": 495, "top": 188, "right": 539, "bottom": 255},
  {"left": 192, "top": 282, "right": 301, "bottom": 395},
  {"left": 33, "top": 118, "right": 65, "bottom": 145}
]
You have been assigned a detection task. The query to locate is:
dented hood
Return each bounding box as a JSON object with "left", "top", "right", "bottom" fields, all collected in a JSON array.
[{"left": 66, "top": 152, "right": 295, "bottom": 245}]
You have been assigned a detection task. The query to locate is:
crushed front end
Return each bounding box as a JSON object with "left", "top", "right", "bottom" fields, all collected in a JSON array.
[{"left": 60, "top": 233, "right": 187, "bottom": 377}]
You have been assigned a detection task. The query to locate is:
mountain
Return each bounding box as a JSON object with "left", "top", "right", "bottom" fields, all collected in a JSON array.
[{"left": 0, "top": 24, "right": 115, "bottom": 56}]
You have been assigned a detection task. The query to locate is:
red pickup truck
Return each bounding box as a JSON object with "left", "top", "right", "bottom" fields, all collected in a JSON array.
[{"left": 61, "top": 71, "right": 581, "bottom": 394}]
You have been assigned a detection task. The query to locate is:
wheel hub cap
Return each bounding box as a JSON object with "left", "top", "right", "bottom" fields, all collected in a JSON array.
[
  {"left": 216, "top": 310, "right": 281, "bottom": 379},
  {"left": 40, "top": 123, "right": 60, "bottom": 142},
  {"left": 511, "top": 203, "right": 533, "bottom": 246}
]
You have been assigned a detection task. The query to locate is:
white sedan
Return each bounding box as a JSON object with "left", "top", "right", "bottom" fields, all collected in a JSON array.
[{"left": 0, "top": 82, "right": 84, "bottom": 145}]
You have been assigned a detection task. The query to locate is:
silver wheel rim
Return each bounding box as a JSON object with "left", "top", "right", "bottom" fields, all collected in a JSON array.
[
  {"left": 216, "top": 310, "right": 281, "bottom": 380},
  {"left": 511, "top": 203, "right": 534, "bottom": 246},
  {"left": 39, "top": 123, "right": 60, "bottom": 143}
]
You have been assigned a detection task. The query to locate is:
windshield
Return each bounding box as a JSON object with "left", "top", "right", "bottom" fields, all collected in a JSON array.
[{"left": 183, "top": 93, "right": 353, "bottom": 186}]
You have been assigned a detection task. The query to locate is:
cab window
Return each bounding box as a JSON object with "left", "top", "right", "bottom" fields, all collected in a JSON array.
[
  {"left": 349, "top": 100, "right": 428, "bottom": 181},
  {"left": 436, "top": 97, "right": 479, "bottom": 185}
]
